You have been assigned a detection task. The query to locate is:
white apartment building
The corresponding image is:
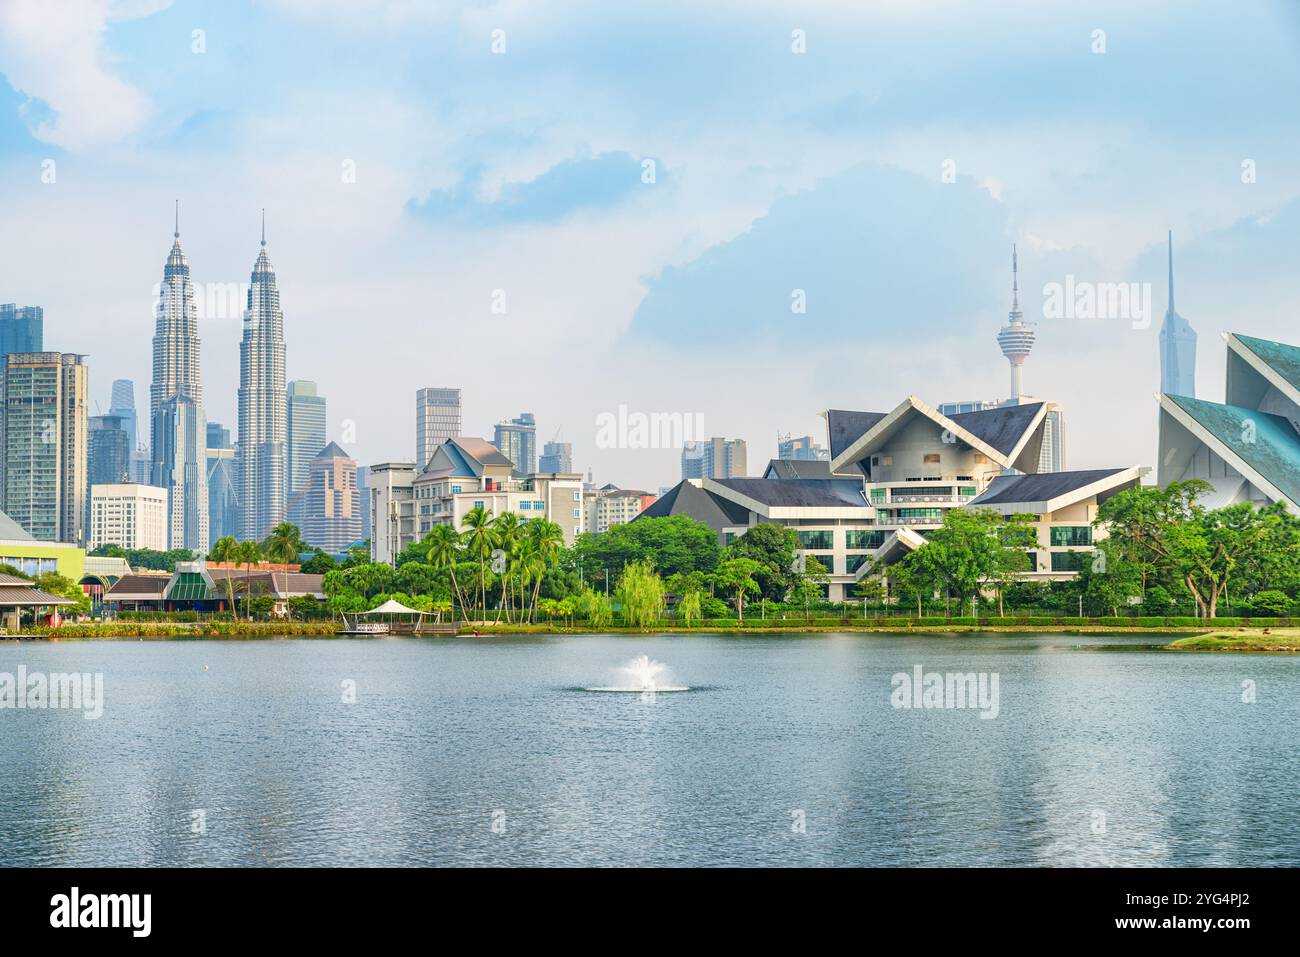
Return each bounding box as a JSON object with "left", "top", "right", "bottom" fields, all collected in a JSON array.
[
  {"left": 369, "top": 437, "right": 584, "bottom": 564},
  {"left": 584, "top": 484, "right": 653, "bottom": 535},
  {"left": 89, "top": 483, "right": 169, "bottom": 551}
]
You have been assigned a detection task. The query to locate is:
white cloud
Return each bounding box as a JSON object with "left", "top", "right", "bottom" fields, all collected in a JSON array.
[{"left": 0, "top": 0, "right": 156, "bottom": 149}]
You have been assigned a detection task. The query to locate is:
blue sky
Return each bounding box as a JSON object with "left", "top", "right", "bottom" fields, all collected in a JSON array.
[{"left": 2, "top": 0, "right": 1300, "bottom": 488}]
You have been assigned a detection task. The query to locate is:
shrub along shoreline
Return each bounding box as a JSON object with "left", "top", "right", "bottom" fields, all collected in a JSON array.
[{"left": 4, "top": 615, "right": 1298, "bottom": 645}]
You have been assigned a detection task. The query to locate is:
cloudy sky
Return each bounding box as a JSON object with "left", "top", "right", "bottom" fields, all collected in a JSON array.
[{"left": 2, "top": 0, "right": 1299, "bottom": 490}]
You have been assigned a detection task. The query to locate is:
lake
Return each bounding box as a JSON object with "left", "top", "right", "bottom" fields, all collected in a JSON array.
[{"left": 0, "top": 633, "right": 1295, "bottom": 866}]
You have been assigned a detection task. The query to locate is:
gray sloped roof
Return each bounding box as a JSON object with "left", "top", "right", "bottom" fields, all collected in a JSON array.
[
  {"left": 637, "top": 481, "right": 752, "bottom": 529},
  {"left": 826, "top": 410, "right": 888, "bottom": 458},
  {"left": 763, "top": 459, "right": 832, "bottom": 480},
  {"left": 970, "top": 468, "right": 1130, "bottom": 507},
  {"left": 947, "top": 402, "right": 1044, "bottom": 455},
  {"left": 713, "top": 478, "right": 868, "bottom": 508},
  {"left": 453, "top": 436, "right": 514, "bottom": 468}
]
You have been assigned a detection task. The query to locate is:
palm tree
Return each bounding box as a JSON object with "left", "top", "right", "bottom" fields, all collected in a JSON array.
[
  {"left": 234, "top": 539, "right": 265, "bottom": 620},
  {"left": 262, "top": 522, "right": 305, "bottom": 565},
  {"left": 208, "top": 535, "right": 240, "bottom": 620},
  {"left": 425, "top": 525, "right": 468, "bottom": 622},
  {"left": 525, "top": 520, "right": 565, "bottom": 622},
  {"left": 493, "top": 512, "right": 521, "bottom": 623},
  {"left": 460, "top": 507, "right": 498, "bottom": 622}
]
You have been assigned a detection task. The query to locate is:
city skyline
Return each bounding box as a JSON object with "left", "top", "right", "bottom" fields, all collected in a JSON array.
[{"left": 6, "top": 2, "right": 1300, "bottom": 491}]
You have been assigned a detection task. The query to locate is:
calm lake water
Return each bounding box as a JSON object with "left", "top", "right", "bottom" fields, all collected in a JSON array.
[{"left": 1, "top": 633, "right": 1296, "bottom": 867}]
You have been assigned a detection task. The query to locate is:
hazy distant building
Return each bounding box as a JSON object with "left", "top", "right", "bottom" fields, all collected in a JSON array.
[
  {"left": 415, "top": 387, "right": 462, "bottom": 467},
  {"left": 291, "top": 441, "right": 361, "bottom": 554},
  {"left": 149, "top": 208, "right": 208, "bottom": 550},
  {"left": 153, "top": 394, "right": 208, "bottom": 552},
  {"left": 237, "top": 220, "right": 288, "bottom": 541},
  {"left": 493, "top": 412, "right": 537, "bottom": 476},
  {"left": 777, "top": 434, "right": 828, "bottom": 462},
  {"left": 539, "top": 440, "right": 572, "bottom": 474},
  {"left": 206, "top": 422, "right": 239, "bottom": 548},
  {"left": 287, "top": 379, "right": 326, "bottom": 505},
  {"left": 355, "top": 465, "right": 370, "bottom": 549},
  {"left": 681, "top": 437, "right": 747, "bottom": 480},
  {"left": 109, "top": 378, "right": 138, "bottom": 453},
  {"left": 3, "top": 352, "right": 88, "bottom": 543},
  {"left": 1159, "top": 230, "right": 1197, "bottom": 398}
]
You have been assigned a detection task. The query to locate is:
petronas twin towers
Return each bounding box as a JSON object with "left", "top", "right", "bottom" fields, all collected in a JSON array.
[{"left": 150, "top": 206, "right": 288, "bottom": 551}]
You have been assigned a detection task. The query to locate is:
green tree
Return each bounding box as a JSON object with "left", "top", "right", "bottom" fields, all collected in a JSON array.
[
  {"left": 615, "top": 559, "right": 666, "bottom": 629},
  {"left": 573, "top": 515, "right": 720, "bottom": 584},
  {"left": 524, "top": 520, "right": 565, "bottom": 622},
  {"left": 262, "top": 522, "right": 306, "bottom": 564},
  {"left": 726, "top": 523, "right": 798, "bottom": 600},
  {"left": 234, "top": 539, "right": 265, "bottom": 619},
  {"left": 425, "top": 525, "right": 468, "bottom": 621},
  {"left": 895, "top": 508, "right": 1033, "bottom": 615},
  {"left": 207, "top": 535, "right": 241, "bottom": 619},
  {"left": 460, "top": 507, "right": 499, "bottom": 621},
  {"left": 1098, "top": 481, "right": 1291, "bottom": 618},
  {"left": 714, "top": 557, "right": 761, "bottom": 622}
]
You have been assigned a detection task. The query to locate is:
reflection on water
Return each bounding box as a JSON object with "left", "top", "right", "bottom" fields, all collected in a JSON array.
[{"left": 0, "top": 633, "right": 1295, "bottom": 867}]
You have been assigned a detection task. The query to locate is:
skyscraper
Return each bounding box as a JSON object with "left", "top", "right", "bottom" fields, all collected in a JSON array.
[
  {"left": 153, "top": 394, "right": 208, "bottom": 550},
  {"left": 0, "top": 304, "right": 43, "bottom": 359},
  {"left": 88, "top": 414, "right": 131, "bottom": 487},
  {"left": 3, "top": 352, "right": 88, "bottom": 543},
  {"left": 291, "top": 441, "right": 361, "bottom": 553},
  {"left": 416, "top": 387, "right": 462, "bottom": 467},
  {"left": 996, "top": 245, "right": 1036, "bottom": 401},
  {"left": 287, "top": 380, "right": 327, "bottom": 506},
  {"left": 681, "top": 437, "right": 747, "bottom": 479},
  {"left": 493, "top": 412, "right": 536, "bottom": 475},
  {"left": 1159, "top": 230, "right": 1197, "bottom": 397},
  {"left": 150, "top": 205, "right": 208, "bottom": 550},
  {"left": 0, "top": 305, "right": 43, "bottom": 504},
  {"left": 777, "top": 434, "right": 829, "bottom": 461},
  {"left": 237, "top": 214, "right": 288, "bottom": 540},
  {"left": 109, "top": 378, "right": 138, "bottom": 452},
  {"left": 539, "top": 440, "right": 573, "bottom": 473},
  {"left": 206, "top": 421, "right": 239, "bottom": 548}
]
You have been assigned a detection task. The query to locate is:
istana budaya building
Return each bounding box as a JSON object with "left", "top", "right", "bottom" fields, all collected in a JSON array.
[
  {"left": 643, "top": 395, "right": 1142, "bottom": 602},
  {"left": 1158, "top": 332, "right": 1299, "bottom": 512}
]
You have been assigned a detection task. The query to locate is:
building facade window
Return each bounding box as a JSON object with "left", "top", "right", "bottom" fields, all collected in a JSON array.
[
  {"left": 797, "top": 530, "right": 833, "bottom": 550},
  {"left": 1050, "top": 526, "right": 1092, "bottom": 547},
  {"left": 1050, "top": 551, "right": 1084, "bottom": 572}
]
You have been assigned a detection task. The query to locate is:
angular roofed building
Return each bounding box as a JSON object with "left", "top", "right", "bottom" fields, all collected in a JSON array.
[
  {"left": 1157, "top": 332, "right": 1300, "bottom": 512},
  {"left": 641, "top": 394, "right": 1141, "bottom": 601}
]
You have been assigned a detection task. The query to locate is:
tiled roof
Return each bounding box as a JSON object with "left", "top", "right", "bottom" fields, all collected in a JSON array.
[
  {"left": 970, "top": 468, "right": 1131, "bottom": 508},
  {"left": 763, "top": 459, "right": 832, "bottom": 480},
  {"left": 947, "top": 402, "right": 1045, "bottom": 456},
  {"left": 1166, "top": 394, "right": 1300, "bottom": 506},
  {"left": 713, "top": 478, "right": 868, "bottom": 509},
  {"left": 1235, "top": 334, "right": 1300, "bottom": 394},
  {"left": 826, "top": 410, "right": 888, "bottom": 459}
]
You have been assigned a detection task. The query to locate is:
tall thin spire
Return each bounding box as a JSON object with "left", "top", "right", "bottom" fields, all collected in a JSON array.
[
  {"left": 174, "top": 199, "right": 180, "bottom": 239},
  {"left": 1166, "top": 229, "right": 1174, "bottom": 313},
  {"left": 1009, "top": 243, "right": 1021, "bottom": 321},
  {"left": 261, "top": 208, "right": 266, "bottom": 247}
]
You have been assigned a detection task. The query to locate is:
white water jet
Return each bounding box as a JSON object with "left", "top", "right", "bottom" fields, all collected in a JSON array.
[{"left": 587, "top": 654, "right": 689, "bottom": 692}]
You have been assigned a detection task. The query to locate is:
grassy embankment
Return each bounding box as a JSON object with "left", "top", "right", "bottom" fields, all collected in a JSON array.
[{"left": 1167, "top": 629, "right": 1300, "bottom": 652}]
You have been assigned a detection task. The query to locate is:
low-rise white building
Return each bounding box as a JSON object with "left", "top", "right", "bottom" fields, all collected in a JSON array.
[
  {"left": 584, "top": 484, "right": 654, "bottom": 535},
  {"left": 89, "top": 483, "right": 169, "bottom": 551},
  {"left": 369, "top": 437, "right": 585, "bottom": 564}
]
